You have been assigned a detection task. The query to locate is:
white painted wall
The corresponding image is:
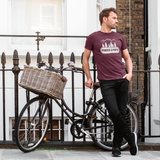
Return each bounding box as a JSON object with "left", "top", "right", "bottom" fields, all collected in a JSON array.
[
  {"left": 0, "top": 0, "right": 116, "bottom": 141},
  {"left": 145, "top": 0, "right": 160, "bottom": 142},
  {"left": 0, "top": 0, "right": 8, "bottom": 51}
]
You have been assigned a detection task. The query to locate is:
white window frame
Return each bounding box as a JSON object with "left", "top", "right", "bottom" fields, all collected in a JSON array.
[
  {"left": 7, "top": 0, "right": 64, "bottom": 55},
  {"left": 9, "top": 117, "right": 68, "bottom": 141},
  {"left": 96, "top": 0, "right": 102, "bottom": 30}
]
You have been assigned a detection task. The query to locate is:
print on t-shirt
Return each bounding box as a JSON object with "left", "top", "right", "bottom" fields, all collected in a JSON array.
[{"left": 100, "top": 39, "right": 119, "bottom": 54}]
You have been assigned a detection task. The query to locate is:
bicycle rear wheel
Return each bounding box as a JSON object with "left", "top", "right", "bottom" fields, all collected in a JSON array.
[
  {"left": 88, "top": 99, "right": 138, "bottom": 151},
  {"left": 16, "top": 96, "right": 50, "bottom": 152}
]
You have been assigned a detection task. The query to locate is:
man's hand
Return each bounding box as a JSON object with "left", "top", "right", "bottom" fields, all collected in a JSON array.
[
  {"left": 122, "top": 49, "right": 133, "bottom": 82},
  {"left": 123, "top": 73, "right": 132, "bottom": 81},
  {"left": 85, "top": 79, "right": 93, "bottom": 88},
  {"left": 83, "top": 48, "right": 93, "bottom": 88}
]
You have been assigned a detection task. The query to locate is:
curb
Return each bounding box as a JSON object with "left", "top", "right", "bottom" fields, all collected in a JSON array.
[{"left": 0, "top": 141, "right": 160, "bottom": 151}]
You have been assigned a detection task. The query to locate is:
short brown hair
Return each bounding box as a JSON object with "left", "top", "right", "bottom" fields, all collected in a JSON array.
[{"left": 99, "top": 7, "right": 117, "bottom": 25}]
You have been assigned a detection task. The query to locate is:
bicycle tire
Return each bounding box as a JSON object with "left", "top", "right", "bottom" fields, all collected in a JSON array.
[
  {"left": 15, "top": 97, "right": 50, "bottom": 152},
  {"left": 88, "top": 99, "right": 138, "bottom": 151}
]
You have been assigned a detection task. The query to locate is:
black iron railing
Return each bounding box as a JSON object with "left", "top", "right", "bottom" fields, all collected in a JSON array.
[
  {"left": 0, "top": 32, "right": 87, "bottom": 50},
  {"left": 0, "top": 42, "right": 160, "bottom": 144}
]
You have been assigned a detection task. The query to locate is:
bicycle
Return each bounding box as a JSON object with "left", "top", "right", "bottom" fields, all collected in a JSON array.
[{"left": 15, "top": 61, "right": 138, "bottom": 152}]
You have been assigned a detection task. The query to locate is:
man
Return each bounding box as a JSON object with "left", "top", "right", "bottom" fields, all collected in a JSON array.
[{"left": 83, "top": 7, "right": 138, "bottom": 157}]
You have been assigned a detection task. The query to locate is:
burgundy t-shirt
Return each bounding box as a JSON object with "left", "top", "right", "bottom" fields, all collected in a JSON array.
[{"left": 85, "top": 31, "right": 127, "bottom": 80}]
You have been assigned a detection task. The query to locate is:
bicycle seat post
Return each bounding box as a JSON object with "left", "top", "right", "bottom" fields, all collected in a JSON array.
[
  {"left": 90, "top": 82, "right": 100, "bottom": 100},
  {"left": 85, "top": 83, "right": 100, "bottom": 114}
]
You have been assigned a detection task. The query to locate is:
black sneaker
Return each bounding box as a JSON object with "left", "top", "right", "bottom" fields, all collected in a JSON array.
[
  {"left": 129, "top": 132, "right": 138, "bottom": 155},
  {"left": 112, "top": 147, "right": 121, "bottom": 157}
]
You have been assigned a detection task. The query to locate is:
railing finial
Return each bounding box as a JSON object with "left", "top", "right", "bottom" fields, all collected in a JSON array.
[
  {"left": 59, "top": 52, "right": 64, "bottom": 66},
  {"left": 70, "top": 52, "right": 75, "bottom": 63},
  {"left": 48, "top": 52, "right": 53, "bottom": 66},
  {"left": 81, "top": 52, "right": 84, "bottom": 65},
  {"left": 26, "top": 52, "right": 31, "bottom": 65},
  {"left": 13, "top": 50, "right": 19, "bottom": 66},
  {"left": 1, "top": 52, "right": 6, "bottom": 66},
  {"left": 37, "top": 52, "right": 42, "bottom": 64}
]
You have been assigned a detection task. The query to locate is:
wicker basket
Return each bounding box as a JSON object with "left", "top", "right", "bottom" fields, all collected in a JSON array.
[{"left": 19, "top": 65, "right": 67, "bottom": 99}]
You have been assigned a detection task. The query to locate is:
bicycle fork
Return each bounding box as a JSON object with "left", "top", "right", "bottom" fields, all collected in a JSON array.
[{"left": 30, "top": 97, "right": 49, "bottom": 127}]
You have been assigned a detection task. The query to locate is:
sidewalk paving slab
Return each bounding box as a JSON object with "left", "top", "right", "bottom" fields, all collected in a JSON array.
[
  {"left": 50, "top": 150, "right": 104, "bottom": 160},
  {"left": 0, "top": 149, "right": 160, "bottom": 160},
  {"left": 99, "top": 151, "right": 160, "bottom": 160},
  {"left": 0, "top": 149, "right": 52, "bottom": 160}
]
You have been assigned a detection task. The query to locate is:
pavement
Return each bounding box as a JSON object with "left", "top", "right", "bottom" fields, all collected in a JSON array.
[
  {"left": 0, "top": 141, "right": 160, "bottom": 160},
  {"left": 0, "top": 149, "right": 160, "bottom": 160}
]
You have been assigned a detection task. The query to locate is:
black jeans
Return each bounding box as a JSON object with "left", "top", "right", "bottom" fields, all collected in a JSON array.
[{"left": 100, "top": 79, "right": 132, "bottom": 147}]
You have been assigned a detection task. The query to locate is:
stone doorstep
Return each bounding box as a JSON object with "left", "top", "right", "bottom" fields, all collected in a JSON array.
[{"left": 0, "top": 141, "right": 160, "bottom": 151}]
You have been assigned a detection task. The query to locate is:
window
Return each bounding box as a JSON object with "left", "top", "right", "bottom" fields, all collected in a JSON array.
[
  {"left": 97, "top": 0, "right": 101, "bottom": 7},
  {"left": 11, "top": 118, "right": 65, "bottom": 140},
  {"left": 96, "top": 0, "right": 102, "bottom": 29},
  {"left": 45, "top": 119, "right": 62, "bottom": 140},
  {"left": 11, "top": 0, "right": 62, "bottom": 45}
]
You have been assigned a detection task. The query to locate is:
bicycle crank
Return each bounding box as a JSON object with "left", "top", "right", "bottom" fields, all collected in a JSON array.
[
  {"left": 70, "top": 119, "right": 90, "bottom": 139},
  {"left": 80, "top": 129, "right": 92, "bottom": 139}
]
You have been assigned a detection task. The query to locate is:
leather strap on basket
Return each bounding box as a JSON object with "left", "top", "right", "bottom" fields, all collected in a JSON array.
[{"left": 61, "top": 76, "right": 67, "bottom": 82}]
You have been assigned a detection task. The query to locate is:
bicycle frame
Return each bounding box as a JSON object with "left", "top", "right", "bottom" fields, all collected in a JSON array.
[
  {"left": 32, "top": 82, "right": 101, "bottom": 139},
  {"left": 16, "top": 61, "right": 139, "bottom": 153},
  {"left": 24, "top": 62, "right": 101, "bottom": 139}
]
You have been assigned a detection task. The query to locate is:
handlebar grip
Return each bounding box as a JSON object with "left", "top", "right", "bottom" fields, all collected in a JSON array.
[{"left": 75, "top": 67, "right": 83, "bottom": 71}]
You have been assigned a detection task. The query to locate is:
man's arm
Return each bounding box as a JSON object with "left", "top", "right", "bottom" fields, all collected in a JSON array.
[
  {"left": 122, "top": 49, "right": 133, "bottom": 81},
  {"left": 83, "top": 48, "right": 93, "bottom": 88}
]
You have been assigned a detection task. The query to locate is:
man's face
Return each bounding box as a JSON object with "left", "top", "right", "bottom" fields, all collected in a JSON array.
[{"left": 105, "top": 11, "right": 118, "bottom": 29}]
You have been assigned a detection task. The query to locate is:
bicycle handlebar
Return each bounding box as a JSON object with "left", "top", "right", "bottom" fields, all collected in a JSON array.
[{"left": 37, "top": 61, "right": 84, "bottom": 74}]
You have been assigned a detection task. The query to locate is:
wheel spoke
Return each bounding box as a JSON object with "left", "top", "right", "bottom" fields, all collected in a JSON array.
[
  {"left": 16, "top": 97, "right": 49, "bottom": 152},
  {"left": 88, "top": 99, "right": 138, "bottom": 151}
]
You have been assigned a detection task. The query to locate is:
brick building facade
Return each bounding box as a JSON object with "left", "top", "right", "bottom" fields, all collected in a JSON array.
[{"left": 116, "top": 0, "right": 145, "bottom": 135}]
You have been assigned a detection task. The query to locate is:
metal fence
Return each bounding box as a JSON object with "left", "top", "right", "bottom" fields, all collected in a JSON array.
[
  {"left": 1, "top": 49, "right": 160, "bottom": 144},
  {"left": 0, "top": 32, "right": 87, "bottom": 51},
  {"left": 134, "top": 53, "right": 160, "bottom": 141},
  {"left": 1, "top": 49, "right": 94, "bottom": 142}
]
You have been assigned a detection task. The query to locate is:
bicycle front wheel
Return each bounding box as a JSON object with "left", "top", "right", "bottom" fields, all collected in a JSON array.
[
  {"left": 88, "top": 99, "right": 138, "bottom": 151},
  {"left": 16, "top": 96, "right": 50, "bottom": 152}
]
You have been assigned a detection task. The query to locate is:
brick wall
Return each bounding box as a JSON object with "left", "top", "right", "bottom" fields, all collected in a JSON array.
[{"left": 116, "top": 0, "right": 144, "bottom": 135}]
